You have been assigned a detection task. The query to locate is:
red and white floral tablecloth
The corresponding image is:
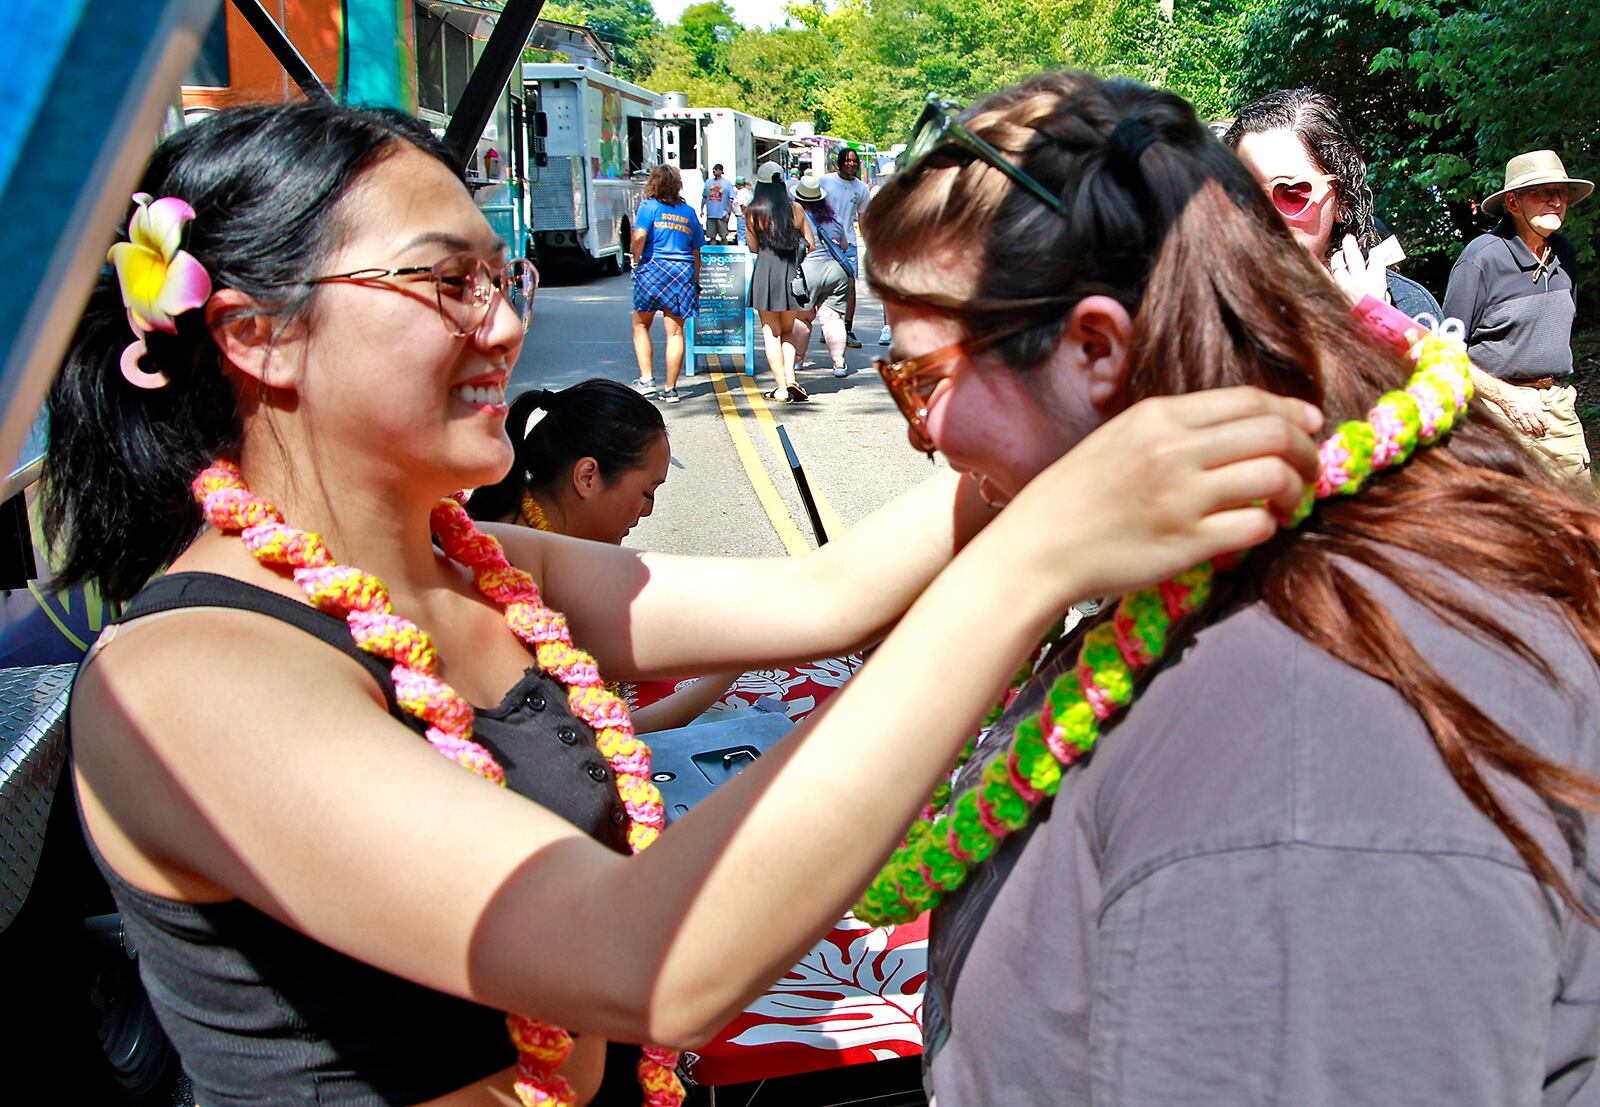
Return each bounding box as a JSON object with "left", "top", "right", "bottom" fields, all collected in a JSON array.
[{"left": 627, "top": 658, "right": 931, "bottom": 1087}]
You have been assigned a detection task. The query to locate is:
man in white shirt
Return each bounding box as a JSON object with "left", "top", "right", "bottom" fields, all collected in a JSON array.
[
  {"left": 820, "top": 148, "right": 872, "bottom": 346},
  {"left": 731, "top": 176, "right": 753, "bottom": 245}
]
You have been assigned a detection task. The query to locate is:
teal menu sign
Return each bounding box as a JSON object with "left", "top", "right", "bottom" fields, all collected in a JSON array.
[{"left": 686, "top": 246, "right": 756, "bottom": 374}]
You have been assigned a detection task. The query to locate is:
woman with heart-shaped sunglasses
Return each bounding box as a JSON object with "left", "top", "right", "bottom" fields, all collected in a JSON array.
[{"left": 1222, "top": 88, "right": 1445, "bottom": 323}]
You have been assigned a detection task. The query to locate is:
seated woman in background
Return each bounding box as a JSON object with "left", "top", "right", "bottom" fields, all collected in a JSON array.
[
  {"left": 468, "top": 379, "right": 739, "bottom": 732},
  {"left": 862, "top": 72, "right": 1600, "bottom": 1105},
  {"left": 1223, "top": 87, "right": 1442, "bottom": 319}
]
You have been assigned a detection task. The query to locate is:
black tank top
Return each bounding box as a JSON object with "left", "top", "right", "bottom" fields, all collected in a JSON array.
[{"left": 81, "top": 573, "right": 636, "bottom": 1105}]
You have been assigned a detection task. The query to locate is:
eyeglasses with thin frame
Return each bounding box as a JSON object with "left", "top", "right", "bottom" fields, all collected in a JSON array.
[
  {"left": 874, "top": 322, "right": 1036, "bottom": 455},
  {"left": 904, "top": 93, "right": 1068, "bottom": 218},
  {"left": 283, "top": 253, "right": 538, "bottom": 337},
  {"left": 1263, "top": 173, "right": 1337, "bottom": 220}
]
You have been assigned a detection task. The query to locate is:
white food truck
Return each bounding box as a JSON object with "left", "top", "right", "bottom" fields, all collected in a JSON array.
[
  {"left": 520, "top": 62, "right": 665, "bottom": 270},
  {"left": 655, "top": 98, "right": 792, "bottom": 210}
]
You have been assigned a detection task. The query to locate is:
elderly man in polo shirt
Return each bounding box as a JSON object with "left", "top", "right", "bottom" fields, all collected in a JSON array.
[{"left": 1443, "top": 150, "right": 1594, "bottom": 482}]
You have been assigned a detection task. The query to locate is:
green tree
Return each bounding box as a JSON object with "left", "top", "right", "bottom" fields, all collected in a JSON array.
[
  {"left": 1064, "top": 0, "right": 1268, "bottom": 120},
  {"left": 529, "top": 0, "right": 663, "bottom": 82},
  {"left": 676, "top": 0, "right": 743, "bottom": 73},
  {"left": 1373, "top": 0, "right": 1600, "bottom": 274},
  {"left": 1233, "top": 0, "right": 1470, "bottom": 289}
]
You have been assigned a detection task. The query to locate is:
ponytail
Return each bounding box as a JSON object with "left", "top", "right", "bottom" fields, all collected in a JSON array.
[
  {"left": 40, "top": 102, "right": 453, "bottom": 603},
  {"left": 466, "top": 379, "right": 666, "bottom": 523}
]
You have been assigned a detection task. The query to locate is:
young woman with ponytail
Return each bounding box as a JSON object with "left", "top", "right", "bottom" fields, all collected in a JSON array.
[
  {"left": 862, "top": 72, "right": 1600, "bottom": 1104},
  {"left": 468, "top": 381, "right": 738, "bottom": 734},
  {"left": 48, "top": 99, "right": 1317, "bottom": 1106}
]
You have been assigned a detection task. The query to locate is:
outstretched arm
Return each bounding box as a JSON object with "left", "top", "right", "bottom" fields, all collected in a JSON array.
[
  {"left": 486, "top": 467, "right": 997, "bottom": 679},
  {"left": 78, "top": 388, "right": 1319, "bottom": 1053}
]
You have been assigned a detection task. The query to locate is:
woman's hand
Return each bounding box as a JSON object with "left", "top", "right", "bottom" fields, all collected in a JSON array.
[
  {"left": 1000, "top": 386, "right": 1322, "bottom": 602},
  {"left": 1328, "top": 234, "right": 1389, "bottom": 307}
]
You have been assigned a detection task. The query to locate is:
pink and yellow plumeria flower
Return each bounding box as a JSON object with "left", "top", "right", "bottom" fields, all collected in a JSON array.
[
  {"left": 108, "top": 192, "right": 211, "bottom": 333},
  {"left": 107, "top": 193, "right": 211, "bottom": 388}
]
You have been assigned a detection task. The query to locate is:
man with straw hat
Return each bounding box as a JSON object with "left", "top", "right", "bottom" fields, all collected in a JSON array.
[{"left": 1444, "top": 150, "right": 1594, "bottom": 481}]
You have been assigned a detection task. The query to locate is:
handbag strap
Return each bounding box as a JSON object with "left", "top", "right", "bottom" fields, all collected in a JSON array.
[{"left": 804, "top": 210, "right": 852, "bottom": 270}]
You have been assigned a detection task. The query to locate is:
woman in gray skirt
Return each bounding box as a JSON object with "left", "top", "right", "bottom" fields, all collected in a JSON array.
[
  {"left": 745, "top": 166, "right": 815, "bottom": 401},
  {"left": 793, "top": 174, "right": 852, "bottom": 378}
]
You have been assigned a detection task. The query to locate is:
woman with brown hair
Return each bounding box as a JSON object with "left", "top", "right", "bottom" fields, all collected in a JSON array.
[
  {"left": 863, "top": 74, "right": 1600, "bottom": 1104},
  {"left": 629, "top": 164, "right": 703, "bottom": 404}
]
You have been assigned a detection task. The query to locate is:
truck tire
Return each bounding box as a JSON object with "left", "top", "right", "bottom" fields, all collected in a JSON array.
[{"left": 618, "top": 223, "right": 632, "bottom": 271}]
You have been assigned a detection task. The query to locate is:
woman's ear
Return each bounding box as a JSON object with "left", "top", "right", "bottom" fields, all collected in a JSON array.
[
  {"left": 570, "top": 456, "right": 602, "bottom": 500},
  {"left": 1062, "top": 295, "right": 1134, "bottom": 412},
  {"left": 206, "top": 289, "right": 299, "bottom": 389}
]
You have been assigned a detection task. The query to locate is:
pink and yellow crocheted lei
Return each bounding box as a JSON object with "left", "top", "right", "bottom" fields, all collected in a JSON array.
[
  {"left": 192, "top": 467, "right": 684, "bottom": 1107},
  {"left": 854, "top": 323, "right": 1476, "bottom": 926}
]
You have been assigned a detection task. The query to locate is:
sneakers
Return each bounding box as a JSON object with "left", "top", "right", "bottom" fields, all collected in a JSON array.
[
  {"left": 845, "top": 328, "right": 862, "bottom": 348},
  {"left": 662, "top": 388, "right": 681, "bottom": 404},
  {"left": 832, "top": 365, "right": 848, "bottom": 378},
  {"left": 879, "top": 324, "right": 893, "bottom": 345},
  {"left": 631, "top": 377, "right": 658, "bottom": 398}
]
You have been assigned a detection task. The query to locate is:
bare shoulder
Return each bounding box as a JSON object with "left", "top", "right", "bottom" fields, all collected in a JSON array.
[{"left": 73, "top": 604, "right": 394, "bottom": 898}]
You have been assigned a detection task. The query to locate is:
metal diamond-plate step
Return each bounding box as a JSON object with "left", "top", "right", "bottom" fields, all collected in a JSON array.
[{"left": 0, "top": 664, "right": 78, "bottom": 932}]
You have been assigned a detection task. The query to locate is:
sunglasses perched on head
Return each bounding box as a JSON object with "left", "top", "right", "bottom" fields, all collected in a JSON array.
[
  {"left": 1263, "top": 173, "right": 1337, "bottom": 220},
  {"left": 904, "top": 93, "right": 1068, "bottom": 218}
]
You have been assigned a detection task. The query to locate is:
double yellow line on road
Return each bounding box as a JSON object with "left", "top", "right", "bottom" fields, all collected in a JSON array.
[{"left": 704, "top": 356, "right": 845, "bottom": 556}]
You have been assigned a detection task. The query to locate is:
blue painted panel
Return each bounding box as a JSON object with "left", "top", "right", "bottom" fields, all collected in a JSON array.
[{"left": 0, "top": 0, "right": 221, "bottom": 475}]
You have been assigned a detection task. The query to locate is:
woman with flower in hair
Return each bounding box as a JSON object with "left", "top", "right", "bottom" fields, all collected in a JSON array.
[
  {"left": 48, "top": 100, "right": 1318, "bottom": 1107},
  {"left": 859, "top": 74, "right": 1600, "bottom": 1105}
]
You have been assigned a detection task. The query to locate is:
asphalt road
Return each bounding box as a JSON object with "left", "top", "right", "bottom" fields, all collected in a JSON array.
[{"left": 515, "top": 265, "right": 949, "bottom": 558}]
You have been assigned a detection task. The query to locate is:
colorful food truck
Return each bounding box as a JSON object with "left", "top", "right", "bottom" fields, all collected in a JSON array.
[{"left": 521, "top": 62, "right": 664, "bottom": 270}]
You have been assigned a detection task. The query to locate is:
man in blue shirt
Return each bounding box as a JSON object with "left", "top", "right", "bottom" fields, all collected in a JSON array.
[
  {"left": 701, "top": 163, "right": 733, "bottom": 245},
  {"left": 820, "top": 149, "right": 872, "bottom": 346}
]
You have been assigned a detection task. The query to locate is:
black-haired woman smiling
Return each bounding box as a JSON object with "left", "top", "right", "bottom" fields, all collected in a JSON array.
[{"left": 49, "top": 100, "right": 1318, "bottom": 1106}]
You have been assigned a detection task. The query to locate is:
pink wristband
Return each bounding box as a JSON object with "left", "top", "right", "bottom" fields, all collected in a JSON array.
[{"left": 1351, "top": 294, "right": 1422, "bottom": 355}]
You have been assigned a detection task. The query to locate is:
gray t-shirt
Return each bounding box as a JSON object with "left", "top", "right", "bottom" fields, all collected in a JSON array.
[{"left": 925, "top": 561, "right": 1600, "bottom": 1106}]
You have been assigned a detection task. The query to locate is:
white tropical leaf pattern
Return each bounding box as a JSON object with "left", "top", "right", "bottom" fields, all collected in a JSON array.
[{"left": 726, "top": 922, "right": 927, "bottom": 1051}]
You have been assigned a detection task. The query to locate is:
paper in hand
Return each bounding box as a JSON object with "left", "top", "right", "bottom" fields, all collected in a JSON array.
[{"left": 1367, "top": 235, "right": 1406, "bottom": 270}]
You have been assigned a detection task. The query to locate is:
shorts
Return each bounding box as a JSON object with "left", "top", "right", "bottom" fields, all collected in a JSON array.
[{"left": 801, "top": 257, "right": 849, "bottom": 316}]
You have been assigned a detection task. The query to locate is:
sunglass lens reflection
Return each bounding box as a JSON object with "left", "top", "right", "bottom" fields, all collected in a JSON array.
[
  {"left": 505, "top": 260, "right": 537, "bottom": 329},
  {"left": 1271, "top": 180, "right": 1315, "bottom": 217}
]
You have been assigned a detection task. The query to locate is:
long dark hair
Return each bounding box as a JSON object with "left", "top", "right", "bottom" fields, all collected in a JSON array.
[
  {"left": 864, "top": 70, "right": 1600, "bottom": 921},
  {"left": 466, "top": 379, "right": 666, "bottom": 522},
  {"left": 41, "top": 101, "right": 454, "bottom": 603},
  {"left": 1223, "top": 88, "right": 1378, "bottom": 258},
  {"left": 745, "top": 180, "right": 801, "bottom": 253},
  {"left": 796, "top": 194, "right": 837, "bottom": 227}
]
